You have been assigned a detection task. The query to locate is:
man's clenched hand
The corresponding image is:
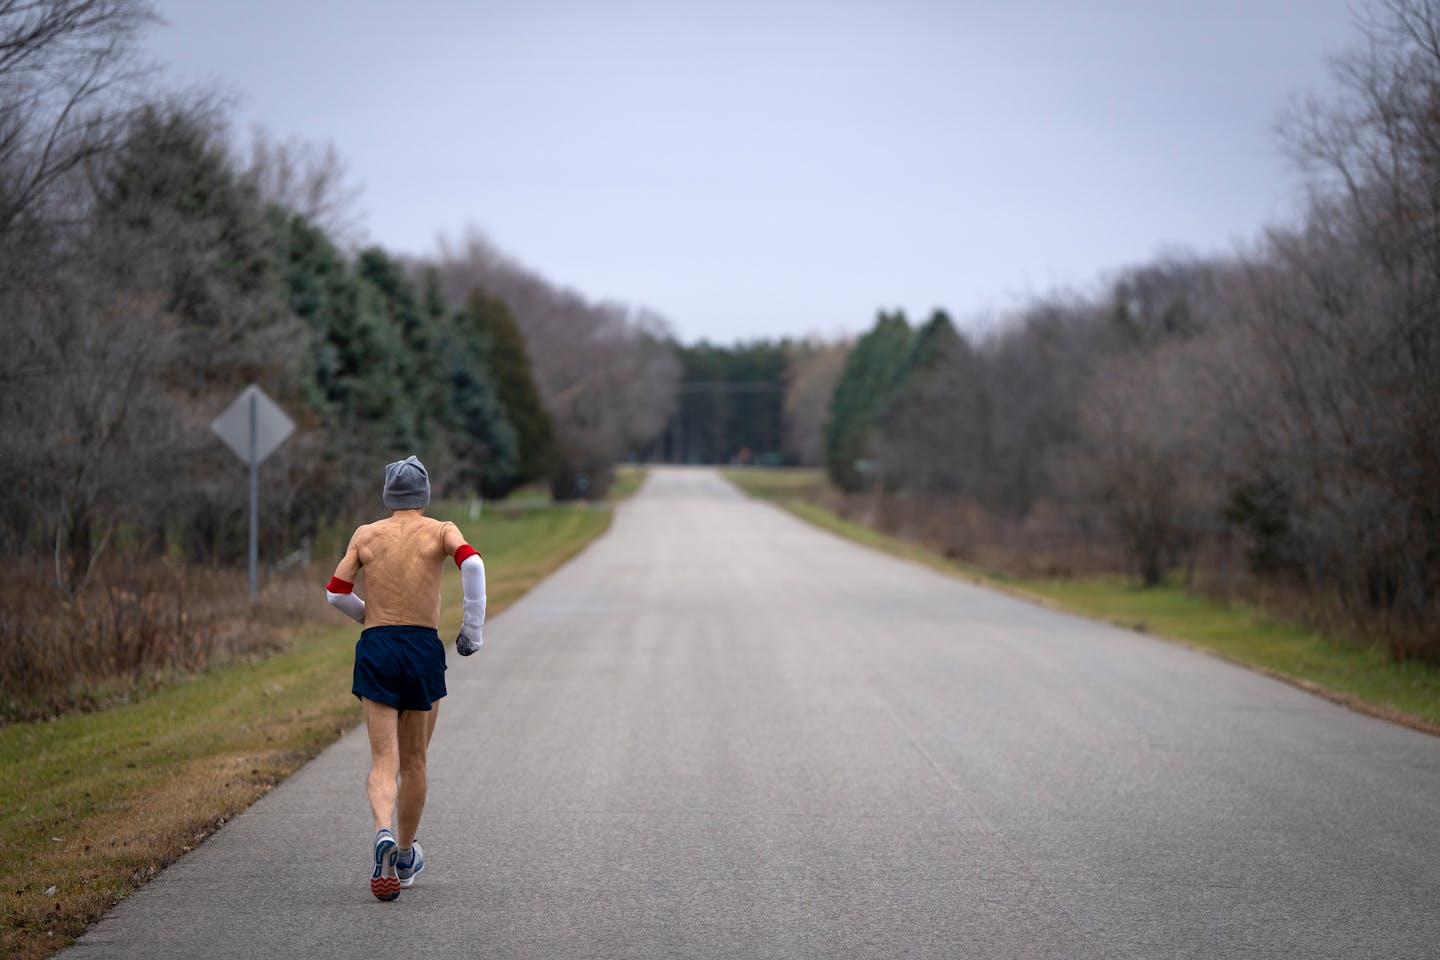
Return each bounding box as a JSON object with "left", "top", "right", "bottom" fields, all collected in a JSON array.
[{"left": 456, "top": 627, "right": 482, "bottom": 656}]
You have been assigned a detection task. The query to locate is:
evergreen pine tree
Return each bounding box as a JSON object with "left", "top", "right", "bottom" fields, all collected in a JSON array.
[
  {"left": 99, "top": 105, "right": 294, "bottom": 398},
  {"left": 825, "top": 311, "right": 916, "bottom": 490},
  {"left": 462, "top": 287, "right": 555, "bottom": 496}
]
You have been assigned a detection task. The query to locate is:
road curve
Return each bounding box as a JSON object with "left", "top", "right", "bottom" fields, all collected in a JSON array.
[{"left": 66, "top": 467, "right": 1440, "bottom": 959}]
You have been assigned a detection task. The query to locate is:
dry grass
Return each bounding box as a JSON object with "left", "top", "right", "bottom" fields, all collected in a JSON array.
[
  {"left": 0, "top": 558, "right": 318, "bottom": 722},
  {"left": 814, "top": 486, "right": 1119, "bottom": 580}
]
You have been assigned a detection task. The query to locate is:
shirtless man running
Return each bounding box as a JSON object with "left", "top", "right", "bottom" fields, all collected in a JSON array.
[{"left": 325, "top": 455, "right": 486, "bottom": 901}]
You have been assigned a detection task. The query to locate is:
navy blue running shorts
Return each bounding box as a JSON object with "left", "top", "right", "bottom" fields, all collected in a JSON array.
[{"left": 352, "top": 625, "right": 447, "bottom": 711}]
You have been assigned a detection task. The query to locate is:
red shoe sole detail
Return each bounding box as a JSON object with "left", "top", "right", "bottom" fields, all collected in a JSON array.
[{"left": 371, "top": 876, "right": 401, "bottom": 901}]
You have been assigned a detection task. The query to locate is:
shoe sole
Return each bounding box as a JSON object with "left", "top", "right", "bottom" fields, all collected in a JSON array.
[{"left": 371, "top": 835, "right": 400, "bottom": 901}]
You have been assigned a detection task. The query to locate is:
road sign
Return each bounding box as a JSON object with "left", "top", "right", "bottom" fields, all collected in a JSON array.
[
  {"left": 211, "top": 385, "right": 295, "bottom": 597},
  {"left": 212, "top": 385, "right": 294, "bottom": 464}
]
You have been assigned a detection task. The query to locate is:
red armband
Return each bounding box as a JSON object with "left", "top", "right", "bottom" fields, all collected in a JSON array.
[
  {"left": 453, "top": 544, "right": 480, "bottom": 568},
  {"left": 326, "top": 576, "right": 354, "bottom": 594}
]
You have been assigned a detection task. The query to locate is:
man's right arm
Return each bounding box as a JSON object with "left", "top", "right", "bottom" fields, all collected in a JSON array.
[{"left": 326, "top": 530, "right": 366, "bottom": 624}]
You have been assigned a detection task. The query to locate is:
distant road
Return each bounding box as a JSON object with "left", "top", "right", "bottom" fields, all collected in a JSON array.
[{"left": 67, "top": 467, "right": 1440, "bottom": 959}]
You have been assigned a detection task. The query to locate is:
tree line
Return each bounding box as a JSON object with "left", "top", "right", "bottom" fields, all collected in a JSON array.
[
  {"left": 0, "top": 0, "right": 678, "bottom": 596},
  {"left": 815, "top": 0, "right": 1440, "bottom": 658},
  {"left": 636, "top": 338, "right": 847, "bottom": 466}
]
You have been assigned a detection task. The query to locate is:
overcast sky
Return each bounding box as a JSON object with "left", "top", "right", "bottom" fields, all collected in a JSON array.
[{"left": 146, "top": 0, "right": 1361, "bottom": 343}]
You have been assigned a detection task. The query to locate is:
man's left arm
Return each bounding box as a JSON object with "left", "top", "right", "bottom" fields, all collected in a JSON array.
[{"left": 443, "top": 523, "right": 486, "bottom": 655}]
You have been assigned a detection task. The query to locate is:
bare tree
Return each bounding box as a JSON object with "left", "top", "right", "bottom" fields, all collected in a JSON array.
[
  {"left": 429, "top": 228, "right": 679, "bottom": 498},
  {"left": 0, "top": 1, "right": 178, "bottom": 587},
  {"left": 1, "top": 95, "right": 314, "bottom": 582},
  {"left": 782, "top": 338, "right": 849, "bottom": 465},
  {"left": 971, "top": 298, "right": 1112, "bottom": 518},
  {"left": 243, "top": 128, "right": 365, "bottom": 247},
  {"left": 0, "top": 0, "right": 154, "bottom": 234},
  {"left": 1240, "top": 0, "right": 1440, "bottom": 648},
  {"left": 0, "top": 239, "right": 183, "bottom": 592},
  {"left": 1066, "top": 341, "right": 1223, "bottom": 586}
]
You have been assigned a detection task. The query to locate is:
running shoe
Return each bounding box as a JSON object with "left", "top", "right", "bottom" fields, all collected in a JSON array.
[
  {"left": 370, "top": 829, "right": 400, "bottom": 901},
  {"left": 396, "top": 840, "right": 425, "bottom": 888}
]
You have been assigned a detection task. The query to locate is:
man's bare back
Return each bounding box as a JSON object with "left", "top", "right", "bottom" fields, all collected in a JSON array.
[{"left": 334, "top": 513, "right": 466, "bottom": 629}]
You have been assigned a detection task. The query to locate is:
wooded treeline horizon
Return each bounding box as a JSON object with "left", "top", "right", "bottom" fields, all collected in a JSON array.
[
  {"left": 0, "top": 0, "right": 685, "bottom": 708},
  {"left": 0, "top": 2, "right": 683, "bottom": 582},
  {"left": 0, "top": 0, "right": 1435, "bottom": 714}
]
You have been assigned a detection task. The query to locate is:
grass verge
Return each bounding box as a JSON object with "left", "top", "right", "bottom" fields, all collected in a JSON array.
[
  {"left": 609, "top": 463, "right": 649, "bottom": 501},
  {"left": 723, "top": 468, "right": 1440, "bottom": 734},
  {"left": 1, "top": 495, "right": 623, "bottom": 960}
]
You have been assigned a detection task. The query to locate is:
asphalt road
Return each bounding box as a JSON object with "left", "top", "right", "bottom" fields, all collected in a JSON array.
[{"left": 65, "top": 467, "right": 1440, "bottom": 959}]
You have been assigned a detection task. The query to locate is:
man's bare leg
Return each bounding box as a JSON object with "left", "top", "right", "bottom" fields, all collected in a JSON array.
[
  {"left": 396, "top": 703, "right": 439, "bottom": 848},
  {"left": 362, "top": 698, "right": 400, "bottom": 833}
]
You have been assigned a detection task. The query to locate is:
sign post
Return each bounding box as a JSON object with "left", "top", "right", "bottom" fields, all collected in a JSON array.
[{"left": 211, "top": 385, "right": 295, "bottom": 597}]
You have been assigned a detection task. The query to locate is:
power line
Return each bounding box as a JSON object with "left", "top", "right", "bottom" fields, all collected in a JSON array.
[{"left": 674, "top": 381, "right": 782, "bottom": 394}]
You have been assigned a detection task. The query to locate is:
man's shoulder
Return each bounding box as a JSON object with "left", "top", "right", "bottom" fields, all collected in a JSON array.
[
  {"left": 431, "top": 518, "right": 463, "bottom": 547},
  {"left": 431, "top": 517, "right": 465, "bottom": 550},
  {"left": 360, "top": 514, "right": 454, "bottom": 541},
  {"left": 350, "top": 519, "right": 393, "bottom": 545},
  {"left": 411, "top": 516, "right": 458, "bottom": 542}
]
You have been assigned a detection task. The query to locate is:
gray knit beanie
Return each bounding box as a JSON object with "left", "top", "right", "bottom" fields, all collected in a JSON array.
[{"left": 383, "top": 455, "right": 430, "bottom": 510}]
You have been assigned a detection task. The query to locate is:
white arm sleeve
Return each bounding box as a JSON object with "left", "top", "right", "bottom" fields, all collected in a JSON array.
[
  {"left": 460, "top": 554, "right": 486, "bottom": 635},
  {"left": 327, "top": 590, "right": 366, "bottom": 624}
]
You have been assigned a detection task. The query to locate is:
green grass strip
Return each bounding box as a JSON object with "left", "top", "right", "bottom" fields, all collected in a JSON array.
[
  {"left": 724, "top": 468, "right": 1440, "bottom": 734},
  {"left": 1, "top": 497, "right": 618, "bottom": 960}
]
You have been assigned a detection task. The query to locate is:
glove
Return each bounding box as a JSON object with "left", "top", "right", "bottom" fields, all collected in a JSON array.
[{"left": 456, "top": 627, "right": 482, "bottom": 656}]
